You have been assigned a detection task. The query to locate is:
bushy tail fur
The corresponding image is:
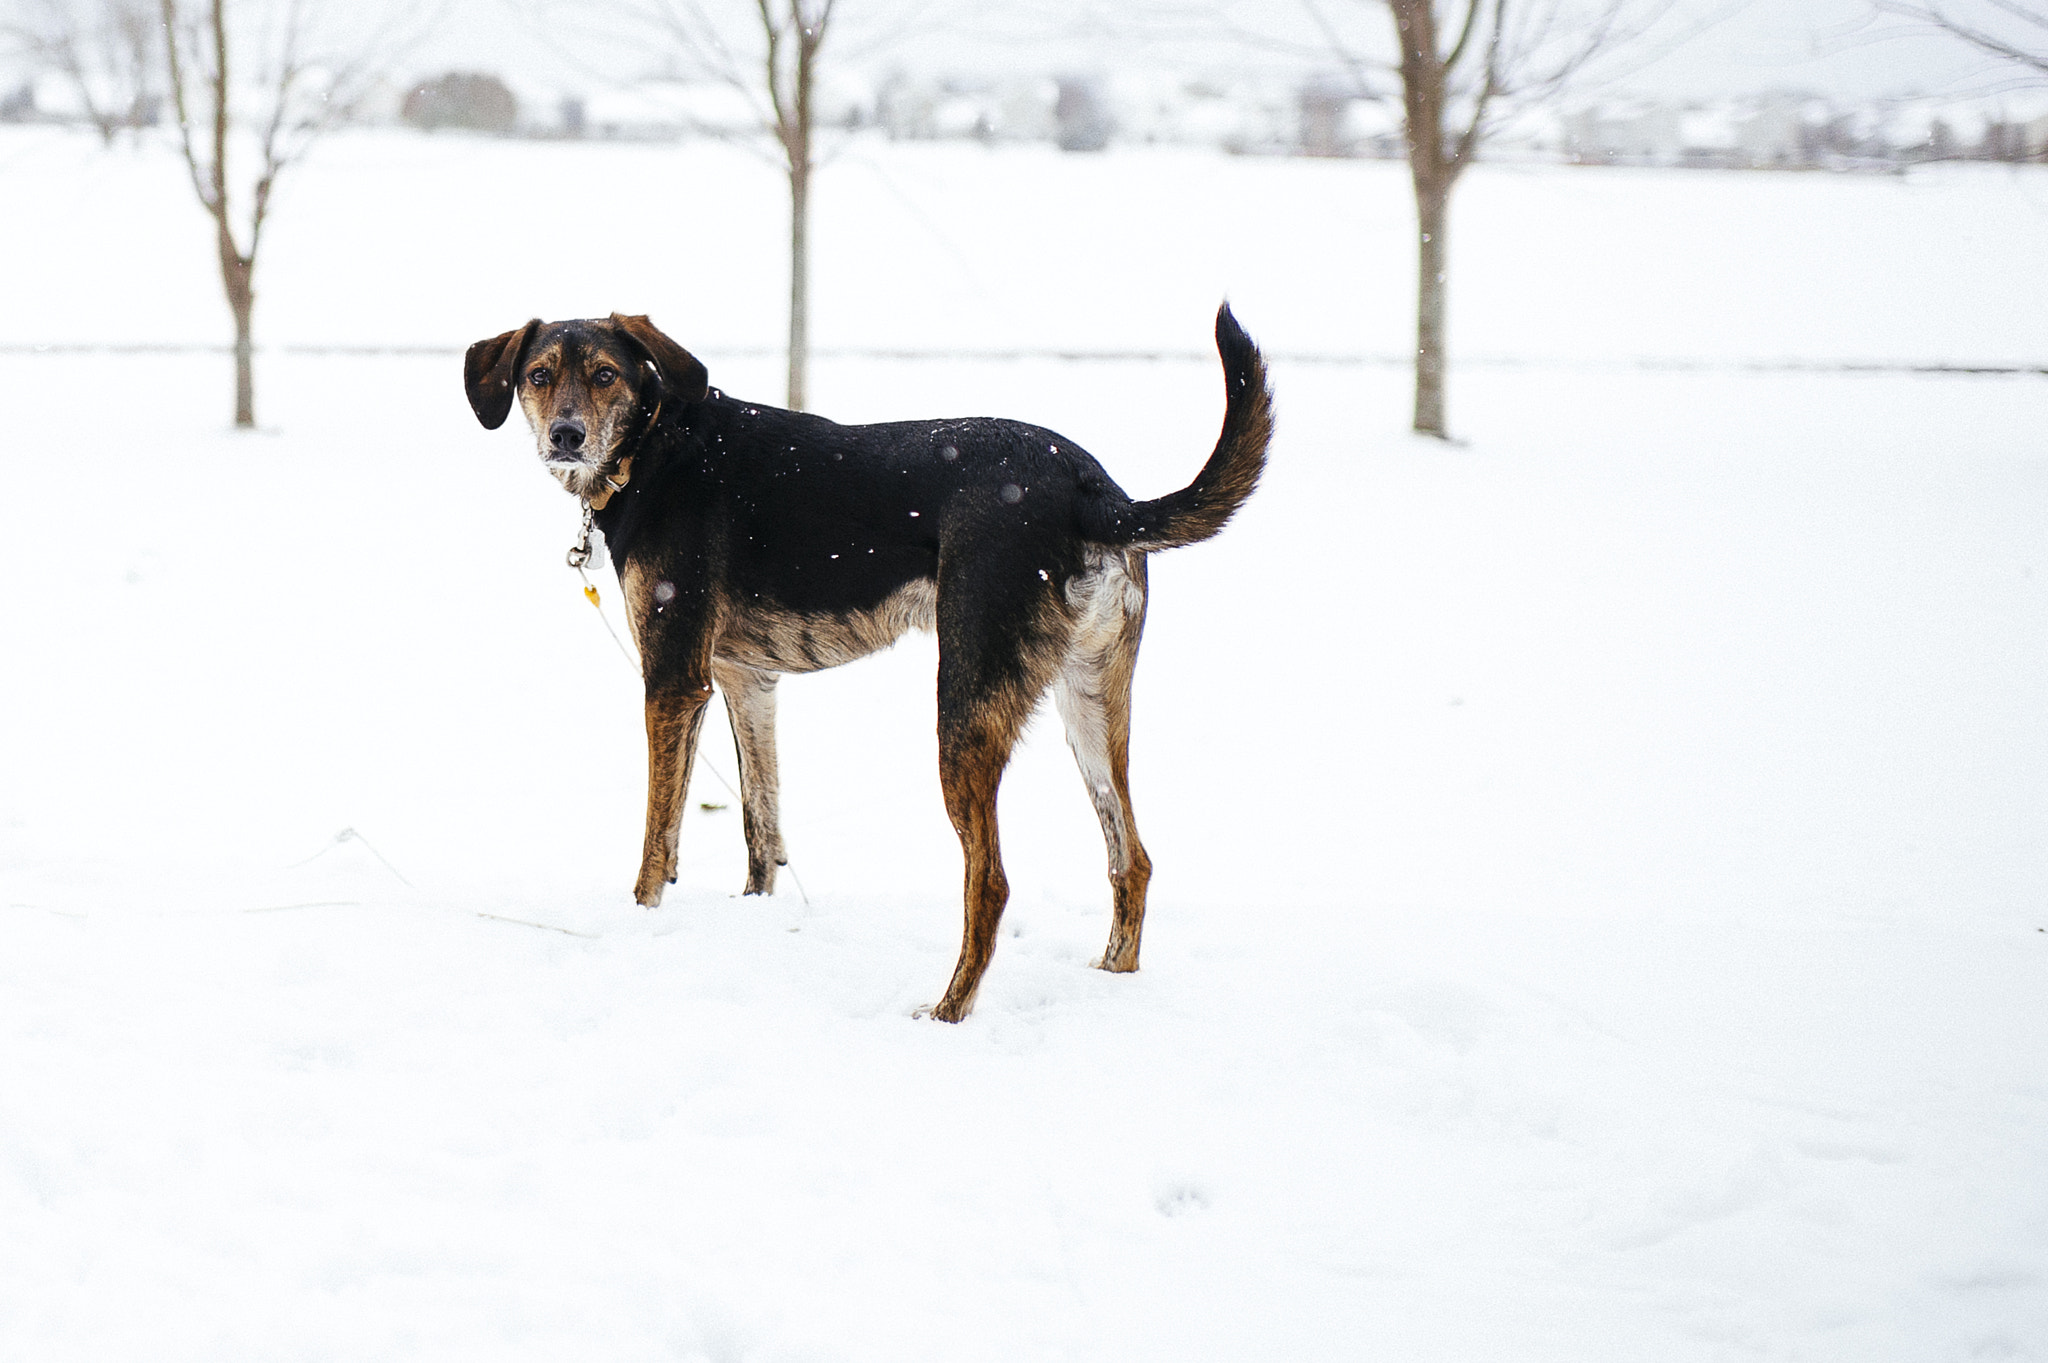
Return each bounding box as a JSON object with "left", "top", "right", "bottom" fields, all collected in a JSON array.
[{"left": 1114, "top": 304, "right": 1273, "bottom": 551}]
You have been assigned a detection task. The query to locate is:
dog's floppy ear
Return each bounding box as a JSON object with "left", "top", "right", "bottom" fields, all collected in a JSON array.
[
  {"left": 464, "top": 320, "right": 540, "bottom": 429},
  {"left": 610, "top": 313, "right": 710, "bottom": 403}
]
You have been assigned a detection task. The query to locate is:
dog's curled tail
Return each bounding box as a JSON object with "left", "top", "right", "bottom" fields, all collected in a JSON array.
[{"left": 1101, "top": 303, "right": 1272, "bottom": 552}]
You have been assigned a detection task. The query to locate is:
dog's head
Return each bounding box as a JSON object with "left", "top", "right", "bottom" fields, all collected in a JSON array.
[{"left": 464, "top": 314, "right": 709, "bottom": 498}]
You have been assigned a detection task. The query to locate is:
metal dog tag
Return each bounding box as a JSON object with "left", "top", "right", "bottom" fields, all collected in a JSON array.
[{"left": 565, "top": 503, "right": 609, "bottom": 571}]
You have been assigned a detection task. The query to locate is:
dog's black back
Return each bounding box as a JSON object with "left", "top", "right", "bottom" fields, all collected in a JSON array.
[{"left": 598, "top": 405, "right": 1103, "bottom": 620}]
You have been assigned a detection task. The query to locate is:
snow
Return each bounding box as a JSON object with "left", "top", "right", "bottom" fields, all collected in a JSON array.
[{"left": 2, "top": 127, "right": 2046, "bottom": 1360}]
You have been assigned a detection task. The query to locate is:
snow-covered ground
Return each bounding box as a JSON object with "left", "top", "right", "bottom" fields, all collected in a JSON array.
[{"left": 2, "top": 129, "right": 2044, "bottom": 1360}]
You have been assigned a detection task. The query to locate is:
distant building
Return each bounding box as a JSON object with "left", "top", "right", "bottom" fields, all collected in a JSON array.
[
  {"left": 572, "top": 82, "right": 759, "bottom": 141},
  {"left": 0, "top": 82, "right": 35, "bottom": 123},
  {"left": 1566, "top": 101, "right": 1680, "bottom": 164},
  {"left": 1054, "top": 77, "right": 1112, "bottom": 152},
  {"left": 1884, "top": 99, "right": 1980, "bottom": 160},
  {"left": 877, "top": 74, "right": 1054, "bottom": 143},
  {"left": 402, "top": 73, "right": 519, "bottom": 135},
  {"left": 1968, "top": 92, "right": 2048, "bottom": 160},
  {"left": 1677, "top": 106, "right": 1740, "bottom": 166},
  {"left": 2025, "top": 111, "right": 2048, "bottom": 159},
  {"left": 1734, "top": 94, "right": 1818, "bottom": 167},
  {"left": 1487, "top": 106, "right": 1570, "bottom": 161},
  {"left": 1298, "top": 77, "right": 1400, "bottom": 159}
]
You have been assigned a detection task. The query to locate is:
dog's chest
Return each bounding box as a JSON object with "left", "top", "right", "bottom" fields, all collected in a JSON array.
[{"left": 715, "top": 578, "right": 938, "bottom": 674}]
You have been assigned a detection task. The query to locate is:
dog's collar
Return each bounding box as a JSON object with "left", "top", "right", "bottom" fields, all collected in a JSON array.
[
  {"left": 583, "top": 394, "right": 660, "bottom": 512},
  {"left": 584, "top": 455, "right": 634, "bottom": 511}
]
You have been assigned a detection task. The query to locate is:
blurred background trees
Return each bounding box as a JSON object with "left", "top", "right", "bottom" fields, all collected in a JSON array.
[
  {"left": 0, "top": 0, "right": 2041, "bottom": 437},
  {"left": 2, "top": 0, "right": 161, "bottom": 144}
]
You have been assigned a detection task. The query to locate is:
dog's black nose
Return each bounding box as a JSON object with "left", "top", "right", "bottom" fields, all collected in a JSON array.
[{"left": 550, "top": 418, "right": 585, "bottom": 452}]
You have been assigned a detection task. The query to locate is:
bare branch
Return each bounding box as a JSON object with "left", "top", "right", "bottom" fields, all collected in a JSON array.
[
  {"left": 208, "top": 0, "right": 231, "bottom": 234},
  {"left": 1334, "top": 0, "right": 1720, "bottom": 437},
  {"left": 158, "top": 0, "right": 219, "bottom": 214},
  {"left": 1444, "top": 0, "right": 1486, "bottom": 70},
  {"left": 152, "top": 0, "right": 434, "bottom": 426},
  {"left": 1301, "top": 0, "right": 1389, "bottom": 99},
  {"left": 1493, "top": 0, "right": 1635, "bottom": 103},
  {"left": 1555, "top": 0, "right": 1746, "bottom": 91},
  {"left": 619, "top": 0, "right": 748, "bottom": 84},
  {"left": 1981, "top": 0, "right": 2048, "bottom": 31},
  {"left": 245, "top": 0, "right": 305, "bottom": 261},
  {"left": 1449, "top": 0, "right": 1506, "bottom": 173},
  {"left": 758, "top": 0, "right": 795, "bottom": 154},
  {"left": 1878, "top": 0, "right": 2048, "bottom": 72},
  {"left": 604, "top": 0, "right": 784, "bottom": 143},
  {"left": 826, "top": 0, "right": 937, "bottom": 62}
]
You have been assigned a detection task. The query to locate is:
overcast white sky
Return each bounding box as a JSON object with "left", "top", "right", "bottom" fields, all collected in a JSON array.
[{"left": 400, "top": 0, "right": 2037, "bottom": 103}]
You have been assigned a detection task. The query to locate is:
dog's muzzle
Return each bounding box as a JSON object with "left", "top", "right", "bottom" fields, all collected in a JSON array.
[{"left": 548, "top": 418, "right": 586, "bottom": 461}]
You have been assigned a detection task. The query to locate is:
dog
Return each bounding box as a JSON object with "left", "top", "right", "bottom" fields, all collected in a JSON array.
[{"left": 464, "top": 305, "right": 1272, "bottom": 1021}]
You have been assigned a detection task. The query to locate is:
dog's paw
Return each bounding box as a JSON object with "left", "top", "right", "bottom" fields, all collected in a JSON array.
[
  {"left": 1095, "top": 938, "right": 1141, "bottom": 973},
  {"left": 915, "top": 999, "right": 968, "bottom": 1024},
  {"left": 633, "top": 879, "right": 667, "bottom": 908}
]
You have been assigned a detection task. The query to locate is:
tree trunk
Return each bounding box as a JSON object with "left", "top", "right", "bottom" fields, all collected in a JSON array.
[
  {"left": 1412, "top": 187, "right": 1449, "bottom": 439},
  {"left": 1390, "top": 0, "right": 1457, "bottom": 440},
  {"left": 232, "top": 301, "right": 254, "bottom": 429},
  {"left": 787, "top": 157, "right": 808, "bottom": 412},
  {"left": 779, "top": 13, "right": 822, "bottom": 413},
  {"left": 218, "top": 223, "right": 256, "bottom": 428}
]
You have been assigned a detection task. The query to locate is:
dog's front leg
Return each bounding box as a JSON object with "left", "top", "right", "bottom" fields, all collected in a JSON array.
[
  {"left": 636, "top": 678, "right": 712, "bottom": 906},
  {"left": 623, "top": 561, "right": 718, "bottom": 908},
  {"left": 711, "top": 659, "right": 784, "bottom": 895}
]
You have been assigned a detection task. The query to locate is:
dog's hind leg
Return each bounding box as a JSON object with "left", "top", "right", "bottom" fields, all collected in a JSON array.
[
  {"left": 930, "top": 703, "right": 1028, "bottom": 1023},
  {"left": 712, "top": 659, "right": 785, "bottom": 895},
  {"left": 1053, "top": 555, "right": 1153, "bottom": 974},
  {"left": 926, "top": 592, "right": 1072, "bottom": 1021},
  {"left": 635, "top": 678, "right": 712, "bottom": 906}
]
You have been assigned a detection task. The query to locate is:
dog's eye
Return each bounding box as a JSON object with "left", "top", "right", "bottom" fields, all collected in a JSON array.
[
  {"left": 592, "top": 367, "right": 618, "bottom": 388},
  {"left": 527, "top": 367, "right": 551, "bottom": 388}
]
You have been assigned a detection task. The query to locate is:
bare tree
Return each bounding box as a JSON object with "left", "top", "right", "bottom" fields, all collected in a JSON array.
[
  {"left": 1309, "top": 0, "right": 1675, "bottom": 438},
  {"left": 621, "top": 0, "right": 841, "bottom": 411},
  {"left": 156, "top": 0, "right": 410, "bottom": 428},
  {"left": 2, "top": 0, "right": 162, "bottom": 144},
  {"left": 1877, "top": 0, "right": 2048, "bottom": 75}
]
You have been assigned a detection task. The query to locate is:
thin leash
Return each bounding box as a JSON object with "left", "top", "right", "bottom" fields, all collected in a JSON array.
[
  {"left": 567, "top": 507, "right": 811, "bottom": 907},
  {"left": 288, "top": 826, "right": 414, "bottom": 888},
  {"left": 568, "top": 501, "right": 639, "bottom": 670}
]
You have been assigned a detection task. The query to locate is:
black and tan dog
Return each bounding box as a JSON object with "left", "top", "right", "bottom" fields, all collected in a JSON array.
[{"left": 464, "top": 306, "right": 1271, "bottom": 1021}]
